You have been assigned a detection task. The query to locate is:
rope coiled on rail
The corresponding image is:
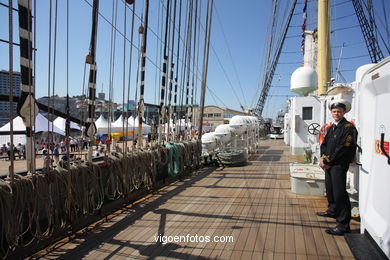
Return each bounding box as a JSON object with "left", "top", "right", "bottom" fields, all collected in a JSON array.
[{"left": 0, "top": 141, "right": 200, "bottom": 258}]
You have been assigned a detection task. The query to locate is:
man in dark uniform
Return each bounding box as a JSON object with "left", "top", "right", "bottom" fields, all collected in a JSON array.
[{"left": 317, "top": 102, "right": 358, "bottom": 235}]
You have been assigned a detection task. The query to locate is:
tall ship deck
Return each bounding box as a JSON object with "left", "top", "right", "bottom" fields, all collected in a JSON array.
[{"left": 33, "top": 139, "right": 357, "bottom": 259}]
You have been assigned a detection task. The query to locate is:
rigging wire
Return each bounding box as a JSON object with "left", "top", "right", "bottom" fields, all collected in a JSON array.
[
  {"left": 184, "top": 0, "right": 194, "bottom": 139},
  {"left": 66, "top": 0, "right": 70, "bottom": 168},
  {"left": 154, "top": 0, "right": 162, "bottom": 104},
  {"left": 121, "top": 0, "right": 127, "bottom": 153},
  {"left": 290, "top": 12, "right": 356, "bottom": 27},
  {"left": 132, "top": 28, "right": 142, "bottom": 146},
  {"left": 178, "top": 0, "right": 189, "bottom": 135},
  {"left": 167, "top": 0, "right": 178, "bottom": 142},
  {"left": 156, "top": 3, "right": 164, "bottom": 107},
  {"left": 46, "top": 0, "right": 53, "bottom": 161},
  {"left": 8, "top": 0, "right": 15, "bottom": 181},
  {"left": 198, "top": 0, "right": 214, "bottom": 138},
  {"left": 380, "top": 0, "right": 389, "bottom": 48},
  {"left": 190, "top": 0, "right": 198, "bottom": 136},
  {"left": 82, "top": 0, "right": 203, "bottom": 109},
  {"left": 81, "top": 0, "right": 162, "bottom": 76},
  {"left": 360, "top": 0, "right": 390, "bottom": 54},
  {"left": 252, "top": 1, "right": 276, "bottom": 110},
  {"left": 51, "top": 0, "right": 59, "bottom": 161},
  {"left": 194, "top": 0, "right": 201, "bottom": 128},
  {"left": 280, "top": 53, "right": 369, "bottom": 65},
  {"left": 214, "top": 4, "right": 247, "bottom": 108},
  {"left": 33, "top": 0, "right": 37, "bottom": 171},
  {"left": 108, "top": 0, "right": 119, "bottom": 149},
  {"left": 331, "top": 24, "right": 360, "bottom": 33},
  {"left": 173, "top": 0, "right": 182, "bottom": 140},
  {"left": 125, "top": 1, "right": 136, "bottom": 154},
  {"left": 158, "top": 0, "right": 171, "bottom": 144}
]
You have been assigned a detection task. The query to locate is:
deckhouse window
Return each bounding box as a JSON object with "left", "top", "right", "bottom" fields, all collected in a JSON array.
[{"left": 302, "top": 107, "right": 312, "bottom": 120}]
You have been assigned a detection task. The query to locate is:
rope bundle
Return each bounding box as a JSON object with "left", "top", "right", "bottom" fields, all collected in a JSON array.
[
  {"left": 217, "top": 148, "right": 248, "bottom": 167},
  {"left": 166, "top": 140, "right": 201, "bottom": 176},
  {"left": 0, "top": 142, "right": 199, "bottom": 258}
]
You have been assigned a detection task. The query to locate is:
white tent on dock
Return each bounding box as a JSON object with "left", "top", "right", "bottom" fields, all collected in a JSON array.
[
  {"left": 53, "top": 116, "right": 82, "bottom": 132},
  {"left": 95, "top": 115, "right": 109, "bottom": 135},
  {"left": 0, "top": 114, "right": 65, "bottom": 145}
]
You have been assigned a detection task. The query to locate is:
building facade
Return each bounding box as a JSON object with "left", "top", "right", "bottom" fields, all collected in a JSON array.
[
  {"left": 200, "top": 105, "right": 248, "bottom": 129},
  {"left": 0, "top": 71, "right": 21, "bottom": 127}
]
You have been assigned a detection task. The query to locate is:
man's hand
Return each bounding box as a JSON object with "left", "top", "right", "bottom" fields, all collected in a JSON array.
[{"left": 320, "top": 158, "right": 330, "bottom": 169}]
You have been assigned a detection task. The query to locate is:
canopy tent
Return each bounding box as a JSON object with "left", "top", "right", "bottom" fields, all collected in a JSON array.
[
  {"left": 53, "top": 116, "right": 81, "bottom": 132},
  {"left": 0, "top": 114, "right": 64, "bottom": 134},
  {"left": 95, "top": 115, "right": 109, "bottom": 135},
  {"left": 131, "top": 116, "right": 151, "bottom": 135},
  {"left": 76, "top": 115, "right": 152, "bottom": 136},
  {"left": 127, "top": 116, "right": 135, "bottom": 127},
  {"left": 0, "top": 114, "right": 65, "bottom": 145},
  {"left": 164, "top": 119, "right": 193, "bottom": 132},
  {"left": 112, "top": 115, "right": 132, "bottom": 129}
]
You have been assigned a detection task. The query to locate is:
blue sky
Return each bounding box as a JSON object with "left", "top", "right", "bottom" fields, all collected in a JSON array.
[{"left": 1, "top": 0, "right": 389, "bottom": 119}]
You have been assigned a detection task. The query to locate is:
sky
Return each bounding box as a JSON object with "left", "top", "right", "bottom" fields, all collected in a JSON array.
[{"left": 0, "top": 0, "right": 389, "bottom": 120}]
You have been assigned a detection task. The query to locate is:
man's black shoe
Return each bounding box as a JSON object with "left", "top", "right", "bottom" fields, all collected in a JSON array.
[
  {"left": 325, "top": 226, "right": 350, "bottom": 236},
  {"left": 316, "top": 211, "right": 336, "bottom": 218}
]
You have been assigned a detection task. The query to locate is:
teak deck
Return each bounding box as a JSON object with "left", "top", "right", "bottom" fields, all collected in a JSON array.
[{"left": 36, "top": 140, "right": 357, "bottom": 259}]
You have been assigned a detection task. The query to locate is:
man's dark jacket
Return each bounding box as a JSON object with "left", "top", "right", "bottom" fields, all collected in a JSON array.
[{"left": 320, "top": 117, "right": 358, "bottom": 166}]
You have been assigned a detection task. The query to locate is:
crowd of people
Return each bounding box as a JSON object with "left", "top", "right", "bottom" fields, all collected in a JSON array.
[{"left": 1, "top": 143, "right": 26, "bottom": 160}]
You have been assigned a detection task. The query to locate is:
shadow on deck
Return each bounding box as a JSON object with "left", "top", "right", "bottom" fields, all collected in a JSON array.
[{"left": 36, "top": 140, "right": 358, "bottom": 260}]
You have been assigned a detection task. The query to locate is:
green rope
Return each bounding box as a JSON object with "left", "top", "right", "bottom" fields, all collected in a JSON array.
[{"left": 166, "top": 143, "right": 181, "bottom": 176}]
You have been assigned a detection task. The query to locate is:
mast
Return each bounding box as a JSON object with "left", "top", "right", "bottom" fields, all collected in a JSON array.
[
  {"left": 317, "top": 0, "right": 331, "bottom": 95},
  {"left": 86, "top": 0, "right": 99, "bottom": 161}
]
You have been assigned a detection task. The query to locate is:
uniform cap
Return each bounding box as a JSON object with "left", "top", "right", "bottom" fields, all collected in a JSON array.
[{"left": 328, "top": 99, "right": 351, "bottom": 113}]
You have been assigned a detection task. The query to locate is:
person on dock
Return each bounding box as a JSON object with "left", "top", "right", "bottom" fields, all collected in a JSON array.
[
  {"left": 54, "top": 144, "right": 60, "bottom": 165},
  {"left": 318, "top": 101, "right": 358, "bottom": 236},
  {"left": 43, "top": 149, "right": 53, "bottom": 170}
]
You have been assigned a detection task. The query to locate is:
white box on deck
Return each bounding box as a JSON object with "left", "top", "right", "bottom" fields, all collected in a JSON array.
[{"left": 290, "top": 163, "right": 325, "bottom": 196}]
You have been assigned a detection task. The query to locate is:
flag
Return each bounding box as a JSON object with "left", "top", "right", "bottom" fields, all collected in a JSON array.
[{"left": 301, "top": 0, "right": 308, "bottom": 54}]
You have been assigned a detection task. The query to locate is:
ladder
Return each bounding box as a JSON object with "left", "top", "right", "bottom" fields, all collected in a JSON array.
[{"left": 352, "top": 0, "right": 384, "bottom": 63}]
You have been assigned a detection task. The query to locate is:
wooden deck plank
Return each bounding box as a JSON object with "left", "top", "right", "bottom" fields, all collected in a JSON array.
[
  {"left": 173, "top": 174, "right": 240, "bottom": 259},
  {"left": 197, "top": 174, "right": 249, "bottom": 259},
  {"left": 305, "top": 198, "right": 331, "bottom": 258},
  {"left": 292, "top": 197, "right": 307, "bottom": 256},
  {"left": 239, "top": 160, "right": 271, "bottom": 260},
  {"left": 35, "top": 140, "right": 359, "bottom": 260},
  {"left": 228, "top": 161, "right": 269, "bottom": 259},
  {"left": 299, "top": 199, "right": 318, "bottom": 257},
  {"left": 134, "top": 172, "right": 219, "bottom": 259},
  {"left": 254, "top": 154, "right": 279, "bottom": 258}
]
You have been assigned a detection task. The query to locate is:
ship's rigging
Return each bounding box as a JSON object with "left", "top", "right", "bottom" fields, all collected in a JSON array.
[{"left": 255, "top": 0, "right": 390, "bottom": 119}]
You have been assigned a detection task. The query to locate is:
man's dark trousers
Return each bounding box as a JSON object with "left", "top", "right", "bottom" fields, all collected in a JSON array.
[{"left": 325, "top": 163, "right": 351, "bottom": 229}]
